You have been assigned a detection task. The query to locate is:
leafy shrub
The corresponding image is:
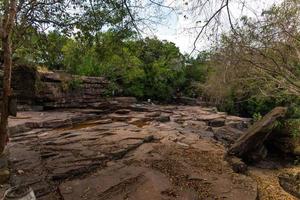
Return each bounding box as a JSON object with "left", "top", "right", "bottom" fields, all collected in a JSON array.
[
  {"left": 17, "top": 30, "right": 209, "bottom": 102},
  {"left": 61, "top": 33, "right": 196, "bottom": 101},
  {"left": 253, "top": 113, "right": 262, "bottom": 122}
]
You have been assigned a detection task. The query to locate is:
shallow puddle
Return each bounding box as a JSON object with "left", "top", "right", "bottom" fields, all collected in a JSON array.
[{"left": 57, "top": 118, "right": 112, "bottom": 131}]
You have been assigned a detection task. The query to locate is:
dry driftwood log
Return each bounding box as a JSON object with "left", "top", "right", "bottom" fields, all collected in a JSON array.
[{"left": 227, "top": 107, "right": 287, "bottom": 162}]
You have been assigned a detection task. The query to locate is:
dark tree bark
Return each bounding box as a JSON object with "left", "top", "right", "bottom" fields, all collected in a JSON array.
[{"left": 0, "top": 0, "right": 17, "bottom": 154}]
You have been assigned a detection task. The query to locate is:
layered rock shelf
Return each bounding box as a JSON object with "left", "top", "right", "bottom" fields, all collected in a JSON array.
[
  {"left": 0, "top": 65, "right": 109, "bottom": 109},
  {"left": 36, "top": 72, "right": 109, "bottom": 108}
]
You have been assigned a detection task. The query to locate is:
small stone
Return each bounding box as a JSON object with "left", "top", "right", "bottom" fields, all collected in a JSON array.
[
  {"left": 3, "top": 185, "right": 36, "bottom": 199},
  {"left": 227, "top": 121, "right": 248, "bottom": 130},
  {"left": 17, "top": 170, "right": 25, "bottom": 175},
  {"left": 213, "top": 127, "right": 243, "bottom": 147},
  {"left": 143, "top": 135, "right": 154, "bottom": 143},
  {"left": 225, "top": 156, "right": 247, "bottom": 174},
  {"left": 155, "top": 115, "right": 170, "bottom": 123}
]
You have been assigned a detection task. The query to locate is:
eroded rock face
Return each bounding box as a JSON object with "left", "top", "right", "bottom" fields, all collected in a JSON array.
[
  {"left": 36, "top": 72, "right": 109, "bottom": 108},
  {"left": 1, "top": 66, "right": 111, "bottom": 109},
  {"left": 225, "top": 156, "right": 248, "bottom": 174},
  {"left": 0, "top": 65, "right": 37, "bottom": 105}
]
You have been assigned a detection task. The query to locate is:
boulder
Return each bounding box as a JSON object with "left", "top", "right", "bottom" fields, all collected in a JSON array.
[
  {"left": 213, "top": 126, "right": 244, "bottom": 147},
  {"left": 225, "top": 156, "right": 248, "bottom": 174},
  {"left": 226, "top": 120, "right": 250, "bottom": 131},
  {"left": 228, "top": 107, "right": 287, "bottom": 162},
  {"left": 3, "top": 185, "right": 36, "bottom": 200},
  {"left": 155, "top": 115, "right": 171, "bottom": 123}
]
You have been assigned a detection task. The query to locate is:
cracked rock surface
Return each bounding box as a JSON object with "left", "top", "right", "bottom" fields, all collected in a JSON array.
[{"left": 7, "top": 105, "right": 259, "bottom": 199}]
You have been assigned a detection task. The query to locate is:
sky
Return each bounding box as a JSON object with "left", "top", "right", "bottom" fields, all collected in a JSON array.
[{"left": 148, "top": 0, "right": 283, "bottom": 54}]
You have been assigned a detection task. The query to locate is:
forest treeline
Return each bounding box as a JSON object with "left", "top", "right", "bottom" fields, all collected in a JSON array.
[
  {"left": 15, "top": 30, "right": 209, "bottom": 102},
  {"left": 10, "top": 0, "right": 300, "bottom": 125}
]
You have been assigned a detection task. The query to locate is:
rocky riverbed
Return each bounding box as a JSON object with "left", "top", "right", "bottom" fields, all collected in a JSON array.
[{"left": 2, "top": 104, "right": 299, "bottom": 199}]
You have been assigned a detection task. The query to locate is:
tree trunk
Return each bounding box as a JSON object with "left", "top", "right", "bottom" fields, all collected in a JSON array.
[{"left": 0, "top": 0, "right": 17, "bottom": 154}]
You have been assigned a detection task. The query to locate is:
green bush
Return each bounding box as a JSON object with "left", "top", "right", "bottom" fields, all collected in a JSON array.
[
  {"left": 61, "top": 33, "right": 197, "bottom": 101},
  {"left": 16, "top": 30, "right": 209, "bottom": 102}
]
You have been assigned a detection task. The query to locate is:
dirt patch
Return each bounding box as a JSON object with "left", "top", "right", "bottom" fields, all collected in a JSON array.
[
  {"left": 250, "top": 168, "right": 297, "bottom": 200},
  {"left": 146, "top": 145, "right": 257, "bottom": 200}
]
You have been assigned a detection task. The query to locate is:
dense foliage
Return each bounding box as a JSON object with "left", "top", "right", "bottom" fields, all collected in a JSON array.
[
  {"left": 202, "top": 1, "right": 300, "bottom": 118},
  {"left": 15, "top": 29, "right": 208, "bottom": 101}
]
